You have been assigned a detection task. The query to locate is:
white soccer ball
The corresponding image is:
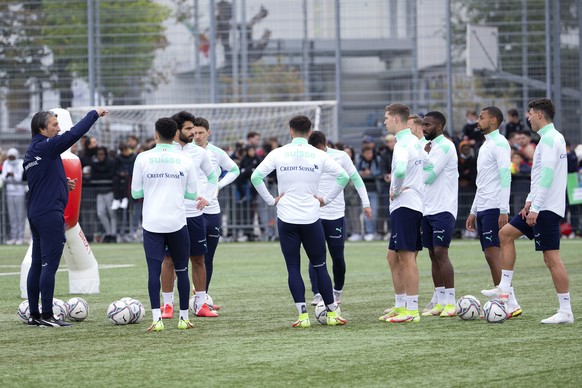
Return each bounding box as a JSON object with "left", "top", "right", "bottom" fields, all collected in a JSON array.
[
  {"left": 127, "top": 299, "right": 145, "bottom": 324},
  {"left": 314, "top": 301, "right": 341, "bottom": 325},
  {"left": 482, "top": 299, "right": 508, "bottom": 323},
  {"left": 53, "top": 298, "right": 69, "bottom": 321},
  {"left": 106, "top": 300, "right": 132, "bottom": 325},
  {"left": 189, "top": 296, "right": 197, "bottom": 314},
  {"left": 206, "top": 294, "right": 214, "bottom": 307},
  {"left": 17, "top": 300, "right": 31, "bottom": 323},
  {"left": 456, "top": 295, "right": 481, "bottom": 321},
  {"left": 67, "top": 297, "right": 89, "bottom": 322}
]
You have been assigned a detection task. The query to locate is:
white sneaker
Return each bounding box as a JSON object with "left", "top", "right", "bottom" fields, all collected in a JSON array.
[
  {"left": 15, "top": 239, "right": 23, "bottom": 245},
  {"left": 120, "top": 198, "right": 129, "bottom": 209},
  {"left": 333, "top": 290, "right": 342, "bottom": 304},
  {"left": 541, "top": 311, "right": 574, "bottom": 324},
  {"left": 6, "top": 239, "right": 15, "bottom": 245},
  {"left": 347, "top": 234, "right": 361, "bottom": 242},
  {"left": 422, "top": 302, "right": 435, "bottom": 314},
  {"left": 311, "top": 293, "right": 322, "bottom": 306},
  {"left": 481, "top": 286, "right": 509, "bottom": 303},
  {"left": 363, "top": 234, "right": 374, "bottom": 241},
  {"left": 111, "top": 199, "right": 121, "bottom": 210}
]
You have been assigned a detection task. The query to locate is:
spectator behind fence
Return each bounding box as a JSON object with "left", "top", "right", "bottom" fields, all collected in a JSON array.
[
  {"left": 111, "top": 142, "right": 136, "bottom": 211},
  {"left": 462, "top": 109, "right": 484, "bottom": 148},
  {"left": 504, "top": 108, "right": 526, "bottom": 139},
  {"left": 378, "top": 134, "right": 396, "bottom": 239},
  {"left": 235, "top": 144, "right": 261, "bottom": 241},
  {"left": 1, "top": 148, "right": 26, "bottom": 245},
  {"left": 357, "top": 143, "right": 381, "bottom": 241},
  {"left": 343, "top": 145, "right": 363, "bottom": 240},
  {"left": 514, "top": 129, "right": 536, "bottom": 166},
  {"left": 458, "top": 140, "right": 477, "bottom": 189},
  {"left": 565, "top": 141, "right": 580, "bottom": 237},
  {"left": 79, "top": 136, "right": 98, "bottom": 180},
  {"left": 90, "top": 146, "right": 117, "bottom": 243}
]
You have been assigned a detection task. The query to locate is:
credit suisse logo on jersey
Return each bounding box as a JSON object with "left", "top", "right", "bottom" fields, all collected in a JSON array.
[
  {"left": 146, "top": 171, "right": 185, "bottom": 179},
  {"left": 279, "top": 165, "right": 318, "bottom": 172}
]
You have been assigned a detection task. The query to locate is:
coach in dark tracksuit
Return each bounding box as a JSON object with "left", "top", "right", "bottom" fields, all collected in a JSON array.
[{"left": 24, "top": 108, "right": 107, "bottom": 327}]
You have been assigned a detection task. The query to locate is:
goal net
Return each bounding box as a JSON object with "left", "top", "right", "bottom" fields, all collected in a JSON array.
[{"left": 68, "top": 101, "right": 337, "bottom": 150}]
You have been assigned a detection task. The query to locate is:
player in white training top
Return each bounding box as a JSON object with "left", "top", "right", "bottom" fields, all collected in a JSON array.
[
  {"left": 193, "top": 116, "right": 240, "bottom": 310},
  {"left": 159, "top": 111, "right": 219, "bottom": 319},
  {"left": 483, "top": 98, "right": 574, "bottom": 324},
  {"left": 465, "top": 106, "right": 522, "bottom": 319},
  {"left": 306, "top": 131, "right": 372, "bottom": 307},
  {"left": 251, "top": 115, "right": 349, "bottom": 327},
  {"left": 379, "top": 103, "right": 424, "bottom": 324},
  {"left": 131, "top": 117, "right": 199, "bottom": 332},
  {"left": 419, "top": 111, "right": 459, "bottom": 318}
]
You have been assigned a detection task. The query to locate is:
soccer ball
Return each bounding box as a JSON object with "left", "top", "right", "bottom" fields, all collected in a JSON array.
[
  {"left": 67, "top": 297, "right": 89, "bottom": 322},
  {"left": 206, "top": 294, "right": 214, "bottom": 307},
  {"left": 53, "top": 298, "right": 69, "bottom": 321},
  {"left": 17, "top": 300, "right": 31, "bottom": 323},
  {"left": 189, "top": 296, "right": 197, "bottom": 314},
  {"left": 106, "top": 300, "right": 132, "bottom": 325},
  {"left": 456, "top": 295, "right": 481, "bottom": 321},
  {"left": 482, "top": 300, "right": 508, "bottom": 323},
  {"left": 314, "top": 301, "right": 341, "bottom": 325},
  {"left": 126, "top": 299, "right": 145, "bottom": 324}
]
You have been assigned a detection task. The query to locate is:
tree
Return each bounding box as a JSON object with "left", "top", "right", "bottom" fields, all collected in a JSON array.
[{"left": 39, "top": 0, "right": 172, "bottom": 107}]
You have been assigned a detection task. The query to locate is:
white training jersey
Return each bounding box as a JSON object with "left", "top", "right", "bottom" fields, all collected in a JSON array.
[
  {"left": 470, "top": 130, "right": 511, "bottom": 215},
  {"left": 201, "top": 143, "right": 240, "bottom": 215},
  {"left": 173, "top": 142, "right": 218, "bottom": 218},
  {"left": 389, "top": 128, "right": 424, "bottom": 214},
  {"left": 251, "top": 137, "right": 349, "bottom": 224},
  {"left": 526, "top": 123, "right": 567, "bottom": 216},
  {"left": 423, "top": 134, "right": 459, "bottom": 218},
  {"left": 131, "top": 144, "right": 198, "bottom": 233},
  {"left": 319, "top": 147, "right": 370, "bottom": 220}
]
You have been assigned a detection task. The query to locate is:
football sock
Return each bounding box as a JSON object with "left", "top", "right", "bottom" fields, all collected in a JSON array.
[
  {"left": 295, "top": 303, "right": 307, "bottom": 314},
  {"left": 557, "top": 292, "right": 572, "bottom": 313},
  {"left": 395, "top": 293, "right": 406, "bottom": 308},
  {"left": 180, "top": 309, "right": 189, "bottom": 320},
  {"left": 162, "top": 292, "right": 173, "bottom": 306},
  {"left": 326, "top": 302, "right": 339, "bottom": 312},
  {"left": 508, "top": 287, "right": 519, "bottom": 309},
  {"left": 499, "top": 270, "right": 513, "bottom": 290},
  {"left": 436, "top": 287, "right": 446, "bottom": 306},
  {"left": 445, "top": 288, "right": 455, "bottom": 306},
  {"left": 152, "top": 308, "right": 161, "bottom": 322},
  {"left": 406, "top": 295, "right": 419, "bottom": 311},
  {"left": 195, "top": 291, "right": 206, "bottom": 309}
]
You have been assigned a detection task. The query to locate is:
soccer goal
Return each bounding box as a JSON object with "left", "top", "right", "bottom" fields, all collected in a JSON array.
[{"left": 68, "top": 101, "right": 337, "bottom": 150}]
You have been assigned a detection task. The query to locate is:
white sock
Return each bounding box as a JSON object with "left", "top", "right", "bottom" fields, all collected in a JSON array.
[
  {"left": 333, "top": 289, "right": 342, "bottom": 296},
  {"left": 558, "top": 292, "right": 572, "bottom": 313},
  {"left": 436, "top": 287, "right": 446, "bottom": 306},
  {"left": 499, "top": 270, "right": 513, "bottom": 290},
  {"left": 326, "top": 302, "right": 339, "bottom": 312},
  {"left": 195, "top": 291, "right": 206, "bottom": 310},
  {"left": 508, "top": 287, "right": 519, "bottom": 310},
  {"left": 295, "top": 303, "right": 307, "bottom": 314},
  {"left": 395, "top": 293, "right": 406, "bottom": 308},
  {"left": 162, "top": 292, "right": 174, "bottom": 306},
  {"left": 152, "top": 308, "right": 161, "bottom": 322},
  {"left": 406, "top": 295, "right": 419, "bottom": 311},
  {"left": 445, "top": 288, "right": 455, "bottom": 306},
  {"left": 180, "top": 309, "right": 189, "bottom": 320},
  {"left": 430, "top": 289, "right": 438, "bottom": 305}
]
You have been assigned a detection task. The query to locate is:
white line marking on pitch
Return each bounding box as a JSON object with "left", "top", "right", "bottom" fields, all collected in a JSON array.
[{"left": 0, "top": 263, "right": 134, "bottom": 276}]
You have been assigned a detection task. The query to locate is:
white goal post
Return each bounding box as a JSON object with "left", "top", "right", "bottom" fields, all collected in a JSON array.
[{"left": 68, "top": 101, "right": 337, "bottom": 150}]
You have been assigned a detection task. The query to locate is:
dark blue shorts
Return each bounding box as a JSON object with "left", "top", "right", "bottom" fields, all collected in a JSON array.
[
  {"left": 389, "top": 207, "right": 423, "bottom": 252},
  {"left": 203, "top": 213, "right": 222, "bottom": 239},
  {"left": 321, "top": 217, "right": 346, "bottom": 247},
  {"left": 187, "top": 215, "right": 208, "bottom": 256},
  {"left": 477, "top": 208, "right": 500, "bottom": 250},
  {"left": 422, "top": 212, "right": 455, "bottom": 249},
  {"left": 144, "top": 226, "right": 190, "bottom": 268},
  {"left": 509, "top": 210, "right": 562, "bottom": 251}
]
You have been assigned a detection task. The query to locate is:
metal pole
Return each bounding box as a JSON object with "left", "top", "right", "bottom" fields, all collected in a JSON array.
[
  {"left": 410, "top": 0, "right": 418, "bottom": 113},
  {"left": 521, "top": 0, "right": 528, "bottom": 115},
  {"left": 334, "top": 0, "right": 342, "bottom": 139},
  {"left": 545, "top": 0, "right": 552, "bottom": 99},
  {"left": 231, "top": 0, "right": 239, "bottom": 101},
  {"left": 446, "top": 0, "right": 453, "bottom": 135},
  {"left": 241, "top": 0, "right": 248, "bottom": 101},
  {"left": 95, "top": 0, "right": 101, "bottom": 104},
  {"left": 552, "top": 0, "right": 561, "bottom": 129},
  {"left": 209, "top": 0, "right": 217, "bottom": 103},
  {"left": 194, "top": 0, "right": 201, "bottom": 87},
  {"left": 87, "top": 0, "right": 95, "bottom": 106},
  {"left": 578, "top": 0, "right": 582, "bottom": 142},
  {"left": 302, "top": 0, "right": 310, "bottom": 100}
]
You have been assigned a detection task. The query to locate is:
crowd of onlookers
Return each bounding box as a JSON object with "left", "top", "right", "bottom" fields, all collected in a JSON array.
[{"left": 2, "top": 106, "right": 582, "bottom": 244}]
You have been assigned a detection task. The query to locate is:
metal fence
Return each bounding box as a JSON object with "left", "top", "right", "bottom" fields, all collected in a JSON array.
[
  {"left": 1, "top": 177, "right": 536, "bottom": 245},
  {"left": 1, "top": 0, "right": 582, "bottom": 153}
]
